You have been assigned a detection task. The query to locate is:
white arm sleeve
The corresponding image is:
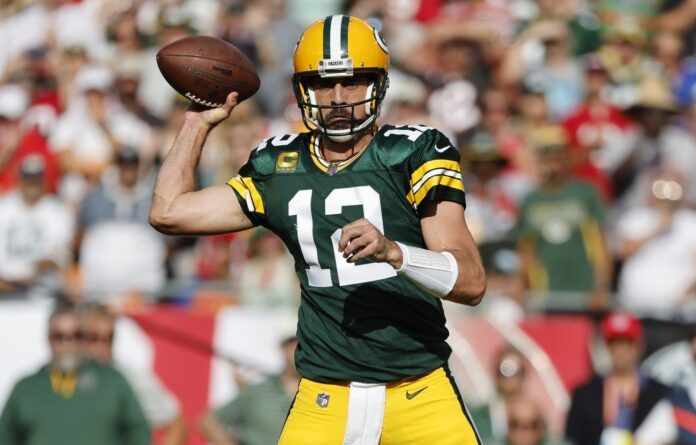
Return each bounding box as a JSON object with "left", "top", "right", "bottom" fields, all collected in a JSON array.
[{"left": 395, "top": 242, "right": 458, "bottom": 298}]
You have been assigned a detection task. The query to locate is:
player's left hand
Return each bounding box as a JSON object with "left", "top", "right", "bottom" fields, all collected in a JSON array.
[{"left": 338, "top": 218, "right": 402, "bottom": 268}]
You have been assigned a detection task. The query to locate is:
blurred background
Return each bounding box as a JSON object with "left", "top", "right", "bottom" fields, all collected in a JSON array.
[{"left": 0, "top": 0, "right": 696, "bottom": 445}]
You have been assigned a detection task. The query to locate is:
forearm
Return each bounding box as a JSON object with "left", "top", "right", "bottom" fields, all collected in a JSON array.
[
  {"left": 445, "top": 248, "right": 486, "bottom": 305},
  {"left": 388, "top": 240, "right": 486, "bottom": 306},
  {"left": 150, "top": 119, "right": 210, "bottom": 230}
]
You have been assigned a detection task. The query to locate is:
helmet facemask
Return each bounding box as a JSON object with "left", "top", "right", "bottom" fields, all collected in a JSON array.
[{"left": 292, "top": 68, "right": 389, "bottom": 142}]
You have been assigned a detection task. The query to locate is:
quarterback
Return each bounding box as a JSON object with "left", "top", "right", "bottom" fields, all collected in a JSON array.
[{"left": 150, "top": 15, "right": 485, "bottom": 444}]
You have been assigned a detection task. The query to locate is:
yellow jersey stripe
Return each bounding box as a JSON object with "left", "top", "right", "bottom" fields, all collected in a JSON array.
[
  {"left": 240, "top": 177, "right": 264, "bottom": 214},
  {"left": 227, "top": 177, "right": 249, "bottom": 195},
  {"left": 410, "top": 174, "right": 465, "bottom": 206},
  {"left": 410, "top": 160, "right": 461, "bottom": 186},
  {"left": 227, "top": 177, "right": 255, "bottom": 212},
  {"left": 227, "top": 176, "right": 265, "bottom": 214}
]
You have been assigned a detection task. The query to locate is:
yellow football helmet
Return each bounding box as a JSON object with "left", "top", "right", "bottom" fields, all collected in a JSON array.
[{"left": 292, "top": 15, "right": 390, "bottom": 142}]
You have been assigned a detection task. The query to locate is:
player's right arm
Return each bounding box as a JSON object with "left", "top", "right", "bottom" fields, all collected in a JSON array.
[{"left": 149, "top": 93, "right": 255, "bottom": 235}]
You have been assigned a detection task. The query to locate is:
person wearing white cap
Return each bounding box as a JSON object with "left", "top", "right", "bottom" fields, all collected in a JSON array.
[
  {"left": 0, "top": 155, "right": 74, "bottom": 298},
  {"left": 50, "top": 64, "right": 155, "bottom": 203}
]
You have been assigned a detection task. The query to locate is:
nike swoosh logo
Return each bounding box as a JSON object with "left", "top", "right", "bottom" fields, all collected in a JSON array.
[
  {"left": 434, "top": 144, "right": 451, "bottom": 153},
  {"left": 406, "top": 386, "right": 428, "bottom": 400}
]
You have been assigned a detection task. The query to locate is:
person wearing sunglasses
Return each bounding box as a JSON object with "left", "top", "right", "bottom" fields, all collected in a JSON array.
[
  {"left": 81, "top": 304, "right": 187, "bottom": 445},
  {"left": 0, "top": 304, "right": 150, "bottom": 445},
  {"left": 502, "top": 397, "right": 566, "bottom": 445}
]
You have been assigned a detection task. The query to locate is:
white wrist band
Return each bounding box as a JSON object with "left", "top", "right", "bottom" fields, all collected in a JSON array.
[{"left": 395, "top": 242, "right": 458, "bottom": 298}]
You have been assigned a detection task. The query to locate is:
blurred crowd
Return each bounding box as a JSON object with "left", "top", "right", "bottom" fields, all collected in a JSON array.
[
  {"left": 1, "top": 0, "right": 696, "bottom": 319},
  {"left": 2, "top": 0, "right": 696, "bottom": 443},
  {"left": 1, "top": 0, "right": 696, "bottom": 317}
]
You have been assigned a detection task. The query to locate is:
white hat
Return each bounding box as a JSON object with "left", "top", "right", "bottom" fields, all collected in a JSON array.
[
  {"left": 387, "top": 70, "right": 427, "bottom": 105},
  {"left": 0, "top": 84, "right": 29, "bottom": 120},
  {"left": 75, "top": 65, "right": 114, "bottom": 92}
]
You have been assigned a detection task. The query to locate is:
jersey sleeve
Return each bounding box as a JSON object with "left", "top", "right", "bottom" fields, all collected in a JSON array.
[
  {"left": 227, "top": 148, "right": 268, "bottom": 227},
  {"left": 406, "top": 128, "right": 466, "bottom": 216}
]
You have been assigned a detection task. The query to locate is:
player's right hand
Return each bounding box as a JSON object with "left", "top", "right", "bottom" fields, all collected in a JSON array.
[{"left": 185, "top": 92, "right": 239, "bottom": 129}]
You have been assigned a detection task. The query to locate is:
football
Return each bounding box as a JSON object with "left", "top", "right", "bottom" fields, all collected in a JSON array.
[{"left": 156, "top": 36, "right": 260, "bottom": 108}]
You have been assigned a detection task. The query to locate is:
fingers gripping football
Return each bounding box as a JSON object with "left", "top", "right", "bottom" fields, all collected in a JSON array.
[
  {"left": 338, "top": 218, "right": 397, "bottom": 264},
  {"left": 185, "top": 92, "right": 239, "bottom": 129}
]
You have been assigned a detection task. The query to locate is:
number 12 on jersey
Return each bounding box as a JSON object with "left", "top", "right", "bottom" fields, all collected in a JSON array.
[{"left": 288, "top": 186, "right": 397, "bottom": 287}]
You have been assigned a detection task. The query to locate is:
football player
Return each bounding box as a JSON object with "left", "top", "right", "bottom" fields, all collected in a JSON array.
[{"left": 150, "top": 15, "right": 485, "bottom": 444}]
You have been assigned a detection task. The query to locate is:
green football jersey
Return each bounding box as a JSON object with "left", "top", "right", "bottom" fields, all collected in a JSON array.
[{"left": 228, "top": 124, "right": 466, "bottom": 383}]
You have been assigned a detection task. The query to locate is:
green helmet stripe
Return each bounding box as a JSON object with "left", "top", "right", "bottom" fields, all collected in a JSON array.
[{"left": 340, "top": 15, "right": 349, "bottom": 58}]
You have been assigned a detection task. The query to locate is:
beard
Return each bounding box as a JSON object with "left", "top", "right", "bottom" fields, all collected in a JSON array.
[
  {"left": 321, "top": 107, "right": 365, "bottom": 130},
  {"left": 53, "top": 354, "right": 81, "bottom": 372}
]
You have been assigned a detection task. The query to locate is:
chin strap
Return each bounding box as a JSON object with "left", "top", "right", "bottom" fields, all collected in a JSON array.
[{"left": 394, "top": 242, "right": 458, "bottom": 298}]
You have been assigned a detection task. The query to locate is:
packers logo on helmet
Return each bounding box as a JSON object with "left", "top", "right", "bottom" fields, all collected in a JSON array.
[{"left": 292, "top": 15, "right": 390, "bottom": 142}]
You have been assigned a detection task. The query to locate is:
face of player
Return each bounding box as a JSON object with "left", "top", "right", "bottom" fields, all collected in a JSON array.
[
  {"left": 82, "top": 316, "right": 115, "bottom": 364},
  {"left": 49, "top": 314, "right": 83, "bottom": 371},
  {"left": 308, "top": 73, "right": 373, "bottom": 132}
]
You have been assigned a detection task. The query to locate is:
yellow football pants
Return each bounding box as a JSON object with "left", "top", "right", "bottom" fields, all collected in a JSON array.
[{"left": 278, "top": 367, "right": 481, "bottom": 444}]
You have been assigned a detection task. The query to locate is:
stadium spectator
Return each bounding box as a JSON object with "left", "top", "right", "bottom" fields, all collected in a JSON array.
[
  {"left": 636, "top": 329, "right": 696, "bottom": 444},
  {"left": 77, "top": 146, "right": 166, "bottom": 302},
  {"left": 561, "top": 53, "right": 633, "bottom": 200},
  {"left": 516, "top": 125, "right": 611, "bottom": 309},
  {"left": 0, "top": 82, "right": 60, "bottom": 194},
  {"left": 199, "top": 336, "right": 299, "bottom": 445},
  {"left": 0, "top": 84, "right": 28, "bottom": 185},
  {"left": 0, "top": 155, "right": 73, "bottom": 298},
  {"left": 565, "top": 311, "right": 670, "bottom": 445},
  {"left": 613, "top": 77, "right": 696, "bottom": 208},
  {"left": 426, "top": 37, "right": 485, "bottom": 138},
  {"left": 499, "top": 397, "right": 566, "bottom": 445},
  {"left": 470, "top": 347, "right": 529, "bottom": 442},
  {"left": 137, "top": 12, "right": 192, "bottom": 119},
  {"left": 81, "top": 304, "right": 187, "bottom": 445},
  {"left": 615, "top": 171, "right": 696, "bottom": 320},
  {"left": 461, "top": 132, "right": 518, "bottom": 243},
  {"left": 250, "top": 0, "right": 303, "bottom": 118},
  {"left": 597, "top": 19, "right": 655, "bottom": 93},
  {"left": 50, "top": 63, "right": 153, "bottom": 203},
  {"left": 500, "top": 19, "right": 584, "bottom": 120},
  {"left": 0, "top": 304, "right": 150, "bottom": 445}
]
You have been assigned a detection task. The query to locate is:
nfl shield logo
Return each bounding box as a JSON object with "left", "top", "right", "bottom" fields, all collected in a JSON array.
[{"left": 316, "top": 392, "right": 330, "bottom": 408}]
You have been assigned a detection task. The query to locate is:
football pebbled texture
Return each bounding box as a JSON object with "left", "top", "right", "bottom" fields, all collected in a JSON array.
[{"left": 156, "top": 36, "right": 260, "bottom": 108}]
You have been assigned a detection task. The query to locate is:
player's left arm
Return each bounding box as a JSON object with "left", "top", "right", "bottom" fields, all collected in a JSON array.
[{"left": 418, "top": 200, "right": 486, "bottom": 305}]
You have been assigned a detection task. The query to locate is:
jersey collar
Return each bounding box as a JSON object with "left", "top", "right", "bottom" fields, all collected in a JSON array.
[{"left": 308, "top": 133, "right": 372, "bottom": 174}]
